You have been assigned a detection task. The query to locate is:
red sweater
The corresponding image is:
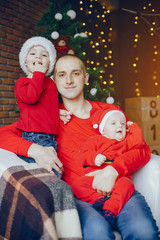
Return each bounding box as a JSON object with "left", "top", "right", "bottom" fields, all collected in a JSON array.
[
  {"left": 15, "top": 72, "right": 59, "bottom": 134},
  {"left": 0, "top": 101, "right": 151, "bottom": 186}
]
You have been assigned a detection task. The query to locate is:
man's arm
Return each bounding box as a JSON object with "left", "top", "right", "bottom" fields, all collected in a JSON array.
[
  {"left": 114, "top": 144, "right": 151, "bottom": 176},
  {"left": 0, "top": 122, "right": 31, "bottom": 156},
  {"left": 0, "top": 122, "right": 63, "bottom": 173},
  {"left": 125, "top": 123, "right": 146, "bottom": 150},
  {"left": 87, "top": 143, "right": 151, "bottom": 195},
  {"left": 28, "top": 144, "right": 63, "bottom": 174}
]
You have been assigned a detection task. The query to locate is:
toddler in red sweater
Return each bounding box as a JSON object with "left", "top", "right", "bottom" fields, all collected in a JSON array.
[
  {"left": 15, "top": 36, "right": 62, "bottom": 177},
  {"left": 72, "top": 107, "right": 150, "bottom": 227}
]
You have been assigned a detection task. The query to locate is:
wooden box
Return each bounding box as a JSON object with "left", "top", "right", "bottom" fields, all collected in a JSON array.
[
  {"left": 125, "top": 97, "right": 160, "bottom": 122},
  {"left": 149, "top": 145, "right": 160, "bottom": 156},
  {"left": 137, "top": 120, "right": 160, "bottom": 146}
]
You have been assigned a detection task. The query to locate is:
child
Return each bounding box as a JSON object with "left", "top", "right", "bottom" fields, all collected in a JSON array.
[
  {"left": 72, "top": 107, "right": 151, "bottom": 227},
  {"left": 15, "top": 36, "right": 62, "bottom": 177}
]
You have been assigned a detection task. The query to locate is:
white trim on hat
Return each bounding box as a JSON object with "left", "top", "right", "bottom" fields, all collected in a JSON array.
[
  {"left": 99, "top": 110, "right": 126, "bottom": 135},
  {"left": 19, "top": 36, "right": 56, "bottom": 76}
]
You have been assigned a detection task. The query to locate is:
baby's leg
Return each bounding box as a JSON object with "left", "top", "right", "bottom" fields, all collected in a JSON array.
[
  {"left": 101, "top": 177, "right": 135, "bottom": 228},
  {"left": 103, "top": 176, "right": 135, "bottom": 215},
  {"left": 72, "top": 176, "right": 105, "bottom": 206}
]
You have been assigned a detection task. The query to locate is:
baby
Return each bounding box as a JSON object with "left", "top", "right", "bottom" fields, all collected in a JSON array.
[{"left": 72, "top": 107, "right": 150, "bottom": 227}]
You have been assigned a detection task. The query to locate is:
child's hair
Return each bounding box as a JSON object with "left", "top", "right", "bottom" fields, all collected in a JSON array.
[{"left": 19, "top": 36, "right": 56, "bottom": 76}]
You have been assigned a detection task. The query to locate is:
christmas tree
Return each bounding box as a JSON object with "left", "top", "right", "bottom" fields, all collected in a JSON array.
[{"left": 36, "top": 0, "right": 117, "bottom": 104}]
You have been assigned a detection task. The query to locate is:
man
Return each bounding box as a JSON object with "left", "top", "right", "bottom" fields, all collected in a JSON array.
[{"left": 0, "top": 55, "right": 159, "bottom": 239}]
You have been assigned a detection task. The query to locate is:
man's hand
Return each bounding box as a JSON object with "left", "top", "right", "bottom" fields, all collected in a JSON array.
[
  {"left": 28, "top": 143, "right": 64, "bottom": 174},
  {"left": 86, "top": 165, "right": 118, "bottom": 195}
]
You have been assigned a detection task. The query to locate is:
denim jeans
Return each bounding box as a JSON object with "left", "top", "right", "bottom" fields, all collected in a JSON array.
[
  {"left": 75, "top": 191, "right": 160, "bottom": 240},
  {"left": 20, "top": 131, "right": 61, "bottom": 178}
]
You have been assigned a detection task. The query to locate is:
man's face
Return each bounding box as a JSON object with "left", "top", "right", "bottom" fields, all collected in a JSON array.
[{"left": 54, "top": 56, "right": 89, "bottom": 100}]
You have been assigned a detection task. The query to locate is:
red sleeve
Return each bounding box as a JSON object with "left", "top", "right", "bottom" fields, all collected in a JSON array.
[
  {"left": 126, "top": 123, "right": 145, "bottom": 150},
  {"left": 0, "top": 122, "right": 32, "bottom": 156},
  {"left": 110, "top": 123, "right": 151, "bottom": 176},
  {"left": 79, "top": 136, "right": 100, "bottom": 166},
  {"left": 15, "top": 72, "right": 46, "bottom": 104},
  {"left": 112, "top": 144, "right": 151, "bottom": 177}
]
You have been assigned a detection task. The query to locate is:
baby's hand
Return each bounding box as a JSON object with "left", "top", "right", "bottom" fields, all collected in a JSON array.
[
  {"left": 33, "top": 61, "right": 48, "bottom": 74},
  {"left": 126, "top": 121, "right": 133, "bottom": 132},
  {"left": 95, "top": 154, "right": 106, "bottom": 166},
  {"left": 59, "top": 109, "right": 72, "bottom": 124}
]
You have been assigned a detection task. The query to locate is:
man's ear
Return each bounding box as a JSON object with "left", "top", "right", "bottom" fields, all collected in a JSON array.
[{"left": 85, "top": 73, "right": 89, "bottom": 84}]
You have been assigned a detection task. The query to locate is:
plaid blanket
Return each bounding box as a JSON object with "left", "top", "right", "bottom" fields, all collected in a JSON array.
[{"left": 0, "top": 164, "right": 82, "bottom": 240}]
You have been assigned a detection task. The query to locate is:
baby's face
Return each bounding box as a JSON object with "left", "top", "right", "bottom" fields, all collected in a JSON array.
[{"left": 102, "top": 112, "right": 126, "bottom": 141}]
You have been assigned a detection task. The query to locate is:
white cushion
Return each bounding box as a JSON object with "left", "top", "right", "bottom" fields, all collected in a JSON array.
[
  {"left": 132, "top": 153, "right": 160, "bottom": 229},
  {"left": 114, "top": 154, "right": 160, "bottom": 239}
]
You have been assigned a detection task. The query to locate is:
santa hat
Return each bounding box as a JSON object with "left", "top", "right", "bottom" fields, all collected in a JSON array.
[
  {"left": 91, "top": 108, "right": 127, "bottom": 135},
  {"left": 19, "top": 36, "right": 56, "bottom": 76}
]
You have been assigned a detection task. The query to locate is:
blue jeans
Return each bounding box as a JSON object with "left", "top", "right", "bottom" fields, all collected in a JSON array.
[
  {"left": 20, "top": 132, "right": 61, "bottom": 178},
  {"left": 75, "top": 191, "right": 160, "bottom": 240}
]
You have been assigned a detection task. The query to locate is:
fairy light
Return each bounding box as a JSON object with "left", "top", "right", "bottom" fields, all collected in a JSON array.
[
  {"left": 79, "top": 0, "right": 115, "bottom": 92},
  {"left": 132, "top": 12, "right": 141, "bottom": 96},
  {"left": 131, "top": 1, "right": 160, "bottom": 97}
]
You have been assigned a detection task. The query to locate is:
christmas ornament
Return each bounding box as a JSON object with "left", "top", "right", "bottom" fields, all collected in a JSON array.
[
  {"left": 74, "top": 32, "right": 88, "bottom": 38},
  {"left": 51, "top": 34, "right": 75, "bottom": 58},
  {"left": 51, "top": 31, "right": 60, "bottom": 40},
  {"left": 55, "top": 13, "right": 63, "bottom": 21},
  {"left": 67, "top": 10, "right": 76, "bottom": 19},
  {"left": 106, "top": 96, "right": 114, "bottom": 104},
  {"left": 74, "top": 33, "right": 80, "bottom": 38},
  {"left": 80, "top": 32, "right": 88, "bottom": 38},
  {"left": 90, "top": 88, "right": 97, "bottom": 96}
]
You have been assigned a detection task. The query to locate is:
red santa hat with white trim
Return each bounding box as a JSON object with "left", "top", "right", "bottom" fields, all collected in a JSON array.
[{"left": 91, "top": 108, "right": 127, "bottom": 135}]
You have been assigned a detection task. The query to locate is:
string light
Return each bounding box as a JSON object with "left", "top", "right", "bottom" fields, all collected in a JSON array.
[
  {"left": 131, "top": 1, "right": 160, "bottom": 98},
  {"left": 79, "top": 0, "right": 115, "bottom": 90}
]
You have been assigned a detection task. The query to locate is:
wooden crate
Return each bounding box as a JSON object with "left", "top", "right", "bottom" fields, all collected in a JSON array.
[
  {"left": 137, "top": 121, "right": 160, "bottom": 146},
  {"left": 149, "top": 145, "right": 160, "bottom": 156},
  {"left": 125, "top": 97, "right": 160, "bottom": 122}
]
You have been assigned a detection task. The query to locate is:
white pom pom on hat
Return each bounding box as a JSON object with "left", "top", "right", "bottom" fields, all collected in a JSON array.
[
  {"left": 91, "top": 108, "right": 127, "bottom": 135},
  {"left": 19, "top": 36, "right": 57, "bottom": 76}
]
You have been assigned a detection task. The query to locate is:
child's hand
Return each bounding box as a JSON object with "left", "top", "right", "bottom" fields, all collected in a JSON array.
[
  {"left": 126, "top": 121, "right": 133, "bottom": 132},
  {"left": 95, "top": 154, "right": 106, "bottom": 166},
  {"left": 59, "top": 109, "right": 72, "bottom": 124},
  {"left": 33, "top": 61, "right": 48, "bottom": 74}
]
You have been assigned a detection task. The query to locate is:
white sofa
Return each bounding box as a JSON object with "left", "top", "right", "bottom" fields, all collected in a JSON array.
[
  {"left": 0, "top": 149, "right": 160, "bottom": 239},
  {"left": 114, "top": 153, "right": 160, "bottom": 239}
]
